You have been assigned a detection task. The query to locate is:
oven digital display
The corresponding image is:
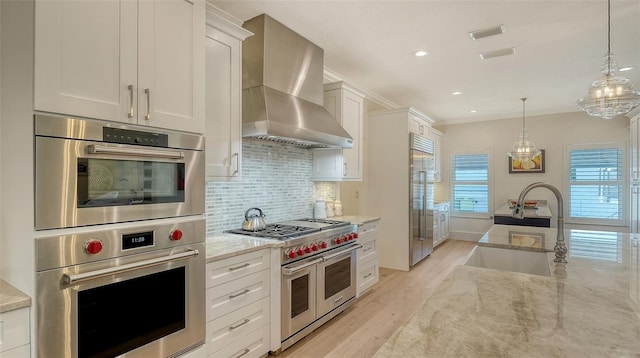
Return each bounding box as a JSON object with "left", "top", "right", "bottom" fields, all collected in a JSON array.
[{"left": 122, "top": 231, "right": 154, "bottom": 250}]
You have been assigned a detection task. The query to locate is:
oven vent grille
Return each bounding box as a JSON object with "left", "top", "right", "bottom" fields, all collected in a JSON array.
[{"left": 246, "top": 135, "right": 332, "bottom": 148}]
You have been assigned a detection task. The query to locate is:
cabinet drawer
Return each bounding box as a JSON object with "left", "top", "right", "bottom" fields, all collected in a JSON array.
[
  {"left": 357, "top": 239, "right": 377, "bottom": 264},
  {"left": 357, "top": 259, "right": 379, "bottom": 297},
  {"left": 206, "top": 297, "right": 270, "bottom": 355},
  {"left": 206, "top": 269, "right": 270, "bottom": 321},
  {"left": 357, "top": 221, "right": 379, "bottom": 236},
  {"left": 0, "top": 307, "right": 30, "bottom": 353},
  {"left": 207, "top": 249, "right": 270, "bottom": 288},
  {"left": 207, "top": 324, "right": 270, "bottom": 358}
]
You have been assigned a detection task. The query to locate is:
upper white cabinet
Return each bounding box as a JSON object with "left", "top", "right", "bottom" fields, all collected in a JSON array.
[
  {"left": 205, "top": 7, "right": 252, "bottom": 181},
  {"left": 34, "top": 0, "right": 205, "bottom": 133},
  {"left": 312, "top": 82, "right": 365, "bottom": 181},
  {"left": 430, "top": 128, "right": 443, "bottom": 182},
  {"left": 408, "top": 112, "right": 431, "bottom": 136}
]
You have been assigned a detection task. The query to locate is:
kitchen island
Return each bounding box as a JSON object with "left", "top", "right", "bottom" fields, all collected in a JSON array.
[{"left": 374, "top": 225, "right": 640, "bottom": 357}]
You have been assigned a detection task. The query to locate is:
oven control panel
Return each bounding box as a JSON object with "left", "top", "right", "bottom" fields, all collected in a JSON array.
[{"left": 283, "top": 232, "right": 359, "bottom": 261}]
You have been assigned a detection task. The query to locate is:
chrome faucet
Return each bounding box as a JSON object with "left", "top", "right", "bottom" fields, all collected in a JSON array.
[{"left": 512, "top": 182, "right": 567, "bottom": 263}]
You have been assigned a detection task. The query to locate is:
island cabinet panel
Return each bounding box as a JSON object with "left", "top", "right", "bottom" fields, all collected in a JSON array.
[
  {"left": 205, "top": 249, "right": 272, "bottom": 358},
  {"left": 35, "top": 0, "right": 205, "bottom": 133}
]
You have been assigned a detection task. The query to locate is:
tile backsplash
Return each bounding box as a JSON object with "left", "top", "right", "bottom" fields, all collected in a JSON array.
[{"left": 206, "top": 139, "right": 336, "bottom": 236}]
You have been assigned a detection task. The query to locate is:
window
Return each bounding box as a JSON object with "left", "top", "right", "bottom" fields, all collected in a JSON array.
[
  {"left": 451, "top": 150, "right": 490, "bottom": 216},
  {"left": 567, "top": 143, "right": 625, "bottom": 225}
]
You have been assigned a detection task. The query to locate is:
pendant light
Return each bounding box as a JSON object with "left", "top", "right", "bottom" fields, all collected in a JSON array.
[
  {"left": 508, "top": 98, "right": 541, "bottom": 161},
  {"left": 576, "top": 0, "right": 640, "bottom": 119}
]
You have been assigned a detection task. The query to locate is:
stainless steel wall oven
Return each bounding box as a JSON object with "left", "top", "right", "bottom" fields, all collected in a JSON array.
[
  {"left": 34, "top": 114, "right": 205, "bottom": 230},
  {"left": 36, "top": 220, "right": 205, "bottom": 358}
]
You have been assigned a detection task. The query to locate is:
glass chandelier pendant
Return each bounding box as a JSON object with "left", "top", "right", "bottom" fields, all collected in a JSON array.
[
  {"left": 576, "top": 0, "right": 640, "bottom": 119},
  {"left": 508, "top": 98, "right": 541, "bottom": 163}
]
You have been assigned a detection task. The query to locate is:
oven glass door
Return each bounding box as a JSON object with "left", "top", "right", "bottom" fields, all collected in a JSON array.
[
  {"left": 317, "top": 246, "right": 358, "bottom": 317},
  {"left": 281, "top": 259, "right": 317, "bottom": 339},
  {"left": 77, "top": 158, "right": 185, "bottom": 208},
  {"left": 78, "top": 267, "right": 186, "bottom": 357}
]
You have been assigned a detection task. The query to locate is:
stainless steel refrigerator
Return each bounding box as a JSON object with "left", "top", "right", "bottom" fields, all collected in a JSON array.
[{"left": 409, "top": 133, "right": 434, "bottom": 266}]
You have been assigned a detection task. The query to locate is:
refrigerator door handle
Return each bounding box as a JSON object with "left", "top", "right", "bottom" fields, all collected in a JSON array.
[{"left": 419, "top": 171, "right": 427, "bottom": 241}]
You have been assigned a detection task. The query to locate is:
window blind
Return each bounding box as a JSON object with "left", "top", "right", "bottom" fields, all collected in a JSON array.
[
  {"left": 568, "top": 146, "right": 624, "bottom": 222},
  {"left": 451, "top": 153, "right": 489, "bottom": 213}
]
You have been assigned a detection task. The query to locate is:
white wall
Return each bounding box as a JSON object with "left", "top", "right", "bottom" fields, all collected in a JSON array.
[{"left": 435, "top": 111, "right": 630, "bottom": 240}]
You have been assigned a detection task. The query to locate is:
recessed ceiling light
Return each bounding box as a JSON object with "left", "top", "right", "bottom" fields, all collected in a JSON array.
[
  {"left": 620, "top": 66, "right": 636, "bottom": 72},
  {"left": 469, "top": 110, "right": 478, "bottom": 113},
  {"left": 414, "top": 50, "right": 429, "bottom": 57},
  {"left": 451, "top": 91, "right": 463, "bottom": 95}
]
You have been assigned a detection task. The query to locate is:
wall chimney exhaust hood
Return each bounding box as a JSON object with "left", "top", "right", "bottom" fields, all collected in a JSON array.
[{"left": 241, "top": 14, "right": 353, "bottom": 149}]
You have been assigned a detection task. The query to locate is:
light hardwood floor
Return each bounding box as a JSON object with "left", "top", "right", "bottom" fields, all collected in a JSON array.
[{"left": 280, "top": 239, "right": 477, "bottom": 358}]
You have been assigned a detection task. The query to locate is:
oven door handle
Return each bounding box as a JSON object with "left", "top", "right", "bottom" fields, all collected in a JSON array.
[
  {"left": 62, "top": 249, "right": 199, "bottom": 285},
  {"left": 282, "top": 257, "right": 323, "bottom": 276},
  {"left": 321, "top": 244, "right": 362, "bottom": 261},
  {"left": 87, "top": 144, "right": 185, "bottom": 160}
]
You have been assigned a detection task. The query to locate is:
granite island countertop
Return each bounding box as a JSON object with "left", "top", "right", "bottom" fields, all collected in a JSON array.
[
  {"left": 0, "top": 279, "right": 31, "bottom": 313},
  {"left": 494, "top": 200, "right": 552, "bottom": 219},
  {"left": 375, "top": 226, "right": 640, "bottom": 357}
]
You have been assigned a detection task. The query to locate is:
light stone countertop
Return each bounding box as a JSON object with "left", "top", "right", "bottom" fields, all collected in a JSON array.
[
  {"left": 375, "top": 226, "right": 640, "bottom": 357},
  {"left": 494, "top": 200, "right": 553, "bottom": 218},
  {"left": 206, "top": 234, "right": 284, "bottom": 263},
  {"left": 478, "top": 224, "right": 558, "bottom": 252},
  {"left": 331, "top": 215, "right": 381, "bottom": 226},
  {"left": 0, "top": 279, "right": 31, "bottom": 313}
]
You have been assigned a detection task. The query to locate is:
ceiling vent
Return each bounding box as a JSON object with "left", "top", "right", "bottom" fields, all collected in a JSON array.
[
  {"left": 469, "top": 25, "right": 506, "bottom": 40},
  {"left": 479, "top": 47, "right": 516, "bottom": 60}
]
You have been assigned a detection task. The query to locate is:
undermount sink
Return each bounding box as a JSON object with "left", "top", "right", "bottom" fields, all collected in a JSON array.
[{"left": 463, "top": 246, "right": 551, "bottom": 276}]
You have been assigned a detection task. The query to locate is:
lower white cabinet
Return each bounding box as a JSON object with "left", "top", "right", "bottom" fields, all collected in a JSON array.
[
  {"left": 433, "top": 202, "right": 450, "bottom": 248},
  {"left": 356, "top": 220, "right": 380, "bottom": 297},
  {"left": 0, "top": 307, "right": 30, "bottom": 357},
  {"left": 205, "top": 249, "right": 271, "bottom": 358}
]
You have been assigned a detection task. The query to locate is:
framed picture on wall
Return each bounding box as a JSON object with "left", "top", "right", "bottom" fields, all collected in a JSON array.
[{"left": 509, "top": 149, "right": 545, "bottom": 173}]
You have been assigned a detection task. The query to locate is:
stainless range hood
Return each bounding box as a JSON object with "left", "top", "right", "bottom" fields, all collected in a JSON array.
[{"left": 241, "top": 14, "right": 353, "bottom": 149}]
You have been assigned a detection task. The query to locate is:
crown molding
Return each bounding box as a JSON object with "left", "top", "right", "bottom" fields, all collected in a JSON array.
[{"left": 323, "top": 67, "right": 399, "bottom": 110}]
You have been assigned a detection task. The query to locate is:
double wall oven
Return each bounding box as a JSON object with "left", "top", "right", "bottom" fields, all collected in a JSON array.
[
  {"left": 227, "top": 219, "right": 360, "bottom": 351},
  {"left": 34, "top": 114, "right": 206, "bottom": 357}
]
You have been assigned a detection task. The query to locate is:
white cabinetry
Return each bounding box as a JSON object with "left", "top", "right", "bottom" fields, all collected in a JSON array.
[
  {"left": 430, "top": 128, "right": 443, "bottom": 182},
  {"left": 205, "top": 249, "right": 272, "bottom": 358},
  {"left": 631, "top": 113, "right": 640, "bottom": 233},
  {"left": 0, "top": 307, "right": 30, "bottom": 357},
  {"left": 34, "top": 0, "right": 205, "bottom": 133},
  {"left": 312, "top": 82, "right": 365, "bottom": 181},
  {"left": 433, "top": 202, "right": 450, "bottom": 248},
  {"left": 368, "top": 107, "right": 434, "bottom": 271},
  {"left": 408, "top": 112, "right": 431, "bottom": 136},
  {"left": 205, "top": 7, "right": 253, "bottom": 180},
  {"left": 356, "top": 220, "right": 380, "bottom": 297}
]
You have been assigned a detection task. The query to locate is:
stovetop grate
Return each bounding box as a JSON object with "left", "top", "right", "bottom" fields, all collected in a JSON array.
[{"left": 224, "top": 218, "right": 350, "bottom": 240}]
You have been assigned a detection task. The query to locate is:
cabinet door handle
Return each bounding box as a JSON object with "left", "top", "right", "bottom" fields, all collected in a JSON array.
[
  {"left": 229, "top": 262, "right": 250, "bottom": 271},
  {"left": 364, "top": 272, "right": 373, "bottom": 278},
  {"left": 127, "top": 84, "right": 134, "bottom": 118},
  {"left": 229, "top": 318, "right": 250, "bottom": 330},
  {"left": 232, "top": 152, "right": 239, "bottom": 175},
  {"left": 343, "top": 162, "right": 347, "bottom": 176},
  {"left": 229, "top": 288, "right": 250, "bottom": 299},
  {"left": 363, "top": 247, "right": 372, "bottom": 252},
  {"left": 144, "top": 88, "right": 151, "bottom": 120}
]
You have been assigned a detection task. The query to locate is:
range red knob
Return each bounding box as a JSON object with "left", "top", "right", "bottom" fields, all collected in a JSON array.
[
  {"left": 348, "top": 233, "right": 355, "bottom": 240},
  {"left": 296, "top": 247, "right": 305, "bottom": 256},
  {"left": 311, "top": 243, "right": 319, "bottom": 251},
  {"left": 170, "top": 229, "right": 183, "bottom": 241},
  {"left": 335, "top": 237, "right": 342, "bottom": 244},
  {"left": 304, "top": 246, "right": 312, "bottom": 253},
  {"left": 85, "top": 240, "right": 103, "bottom": 255},
  {"left": 287, "top": 250, "right": 297, "bottom": 259},
  {"left": 353, "top": 232, "right": 359, "bottom": 239},
  {"left": 320, "top": 241, "right": 328, "bottom": 249}
]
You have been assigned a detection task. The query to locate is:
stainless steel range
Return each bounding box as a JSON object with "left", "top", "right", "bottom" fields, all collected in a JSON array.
[{"left": 226, "top": 218, "right": 360, "bottom": 351}]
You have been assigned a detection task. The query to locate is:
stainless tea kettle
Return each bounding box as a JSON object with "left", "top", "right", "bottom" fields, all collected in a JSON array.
[{"left": 242, "top": 207, "right": 266, "bottom": 231}]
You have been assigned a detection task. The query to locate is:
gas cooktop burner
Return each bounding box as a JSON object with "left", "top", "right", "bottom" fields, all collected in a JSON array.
[{"left": 225, "top": 218, "right": 351, "bottom": 240}]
